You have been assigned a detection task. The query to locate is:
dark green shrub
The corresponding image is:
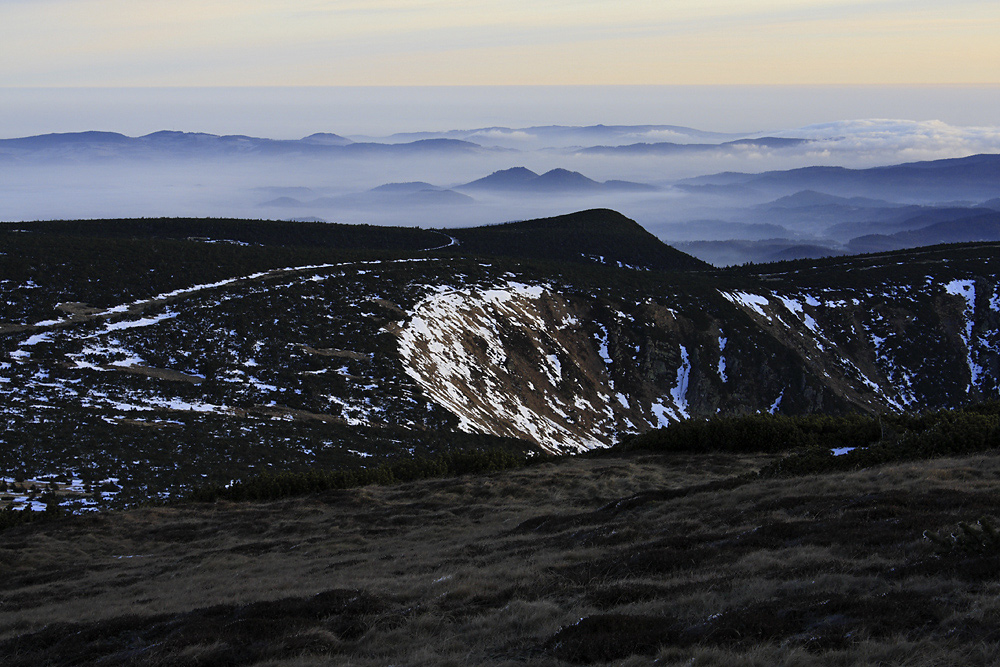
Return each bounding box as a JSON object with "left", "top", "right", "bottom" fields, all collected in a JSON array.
[
  {"left": 925, "top": 518, "right": 1000, "bottom": 556},
  {"left": 188, "top": 448, "right": 536, "bottom": 503},
  {"left": 617, "top": 413, "right": 881, "bottom": 455},
  {"left": 0, "top": 502, "right": 62, "bottom": 532}
]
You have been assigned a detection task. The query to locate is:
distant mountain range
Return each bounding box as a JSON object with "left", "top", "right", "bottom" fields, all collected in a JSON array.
[
  {"left": 260, "top": 186, "right": 474, "bottom": 210},
  {"left": 4, "top": 126, "right": 1000, "bottom": 268},
  {"left": 456, "top": 167, "right": 658, "bottom": 193},
  {"left": 0, "top": 126, "right": 812, "bottom": 162},
  {"left": 347, "top": 124, "right": 747, "bottom": 149},
  {"left": 673, "top": 197, "right": 1000, "bottom": 266},
  {"left": 578, "top": 137, "right": 810, "bottom": 156},
  {"left": 659, "top": 154, "right": 1000, "bottom": 264},
  {"left": 0, "top": 130, "right": 490, "bottom": 161},
  {"left": 259, "top": 167, "right": 660, "bottom": 210},
  {"left": 760, "top": 190, "right": 903, "bottom": 210},
  {"left": 678, "top": 154, "right": 1000, "bottom": 202},
  {"left": 847, "top": 211, "right": 1000, "bottom": 254}
]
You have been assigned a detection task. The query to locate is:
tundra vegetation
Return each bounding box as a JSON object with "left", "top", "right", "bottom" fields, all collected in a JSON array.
[
  {"left": 3, "top": 213, "right": 999, "bottom": 511},
  {"left": 1, "top": 426, "right": 998, "bottom": 665},
  {"left": 1, "top": 213, "right": 999, "bottom": 664}
]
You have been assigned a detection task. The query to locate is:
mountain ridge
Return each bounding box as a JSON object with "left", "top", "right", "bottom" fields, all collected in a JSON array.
[
  {"left": 0, "top": 130, "right": 493, "bottom": 160},
  {"left": 677, "top": 153, "right": 1000, "bottom": 201},
  {"left": 580, "top": 136, "right": 809, "bottom": 155},
  {"left": 1, "top": 211, "right": 999, "bottom": 507},
  {"left": 457, "top": 167, "right": 657, "bottom": 193}
]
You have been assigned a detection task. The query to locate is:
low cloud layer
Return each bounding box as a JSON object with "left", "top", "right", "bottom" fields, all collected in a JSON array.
[
  {"left": 2, "top": 119, "right": 999, "bottom": 253},
  {"left": 772, "top": 119, "right": 1000, "bottom": 163}
]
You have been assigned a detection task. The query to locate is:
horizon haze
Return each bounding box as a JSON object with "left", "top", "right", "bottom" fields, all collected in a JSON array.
[{"left": 3, "top": 85, "right": 1000, "bottom": 139}]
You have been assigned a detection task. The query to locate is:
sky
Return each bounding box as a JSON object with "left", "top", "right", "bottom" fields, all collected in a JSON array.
[
  {"left": 2, "top": 1, "right": 998, "bottom": 87},
  {"left": 4, "top": 85, "right": 1000, "bottom": 139}
]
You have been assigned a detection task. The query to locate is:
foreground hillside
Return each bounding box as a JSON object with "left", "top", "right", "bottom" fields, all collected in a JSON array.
[
  {"left": 2, "top": 447, "right": 998, "bottom": 666},
  {"left": 3, "top": 211, "right": 999, "bottom": 664},
  {"left": 2, "top": 211, "right": 1000, "bottom": 510}
]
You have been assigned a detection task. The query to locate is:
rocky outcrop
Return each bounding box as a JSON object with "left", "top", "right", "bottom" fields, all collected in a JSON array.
[{"left": 395, "top": 274, "right": 1000, "bottom": 452}]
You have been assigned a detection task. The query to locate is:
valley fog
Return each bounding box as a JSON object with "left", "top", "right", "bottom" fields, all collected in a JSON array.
[{"left": 2, "top": 117, "right": 1000, "bottom": 265}]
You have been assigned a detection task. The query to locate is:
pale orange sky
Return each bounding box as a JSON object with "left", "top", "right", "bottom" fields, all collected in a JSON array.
[{"left": 1, "top": 0, "right": 998, "bottom": 86}]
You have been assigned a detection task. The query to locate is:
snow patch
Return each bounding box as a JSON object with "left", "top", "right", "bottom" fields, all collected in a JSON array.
[
  {"left": 721, "top": 291, "right": 770, "bottom": 318},
  {"left": 717, "top": 335, "right": 728, "bottom": 383},
  {"left": 595, "top": 324, "right": 613, "bottom": 366},
  {"left": 671, "top": 345, "right": 691, "bottom": 419},
  {"left": 777, "top": 295, "right": 819, "bottom": 332},
  {"left": 100, "top": 311, "right": 179, "bottom": 333},
  {"left": 650, "top": 401, "right": 675, "bottom": 428},
  {"left": 945, "top": 279, "right": 982, "bottom": 390},
  {"left": 545, "top": 354, "right": 562, "bottom": 384}
]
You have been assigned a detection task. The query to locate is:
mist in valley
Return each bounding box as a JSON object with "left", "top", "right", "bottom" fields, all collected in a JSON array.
[{"left": 3, "top": 105, "right": 1000, "bottom": 265}]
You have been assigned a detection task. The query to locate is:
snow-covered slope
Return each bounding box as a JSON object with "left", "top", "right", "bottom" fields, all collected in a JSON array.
[
  {"left": 390, "top": 262, "right": 1000, "bottom": 452},
  {"left": 396, "top": 281, "right": 614, "bottom": 452}
]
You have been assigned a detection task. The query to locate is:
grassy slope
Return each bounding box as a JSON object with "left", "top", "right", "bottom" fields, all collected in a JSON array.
[
  {"left": 0, "top": 217, "right": 445, "bottom": 250},
  {"left": 2, "top": 450, "right": 998, "bottom": 666},
  {"left": 3, "top": 215, "right": 1000, "bottom": 664},
  {"left": 5, "top": 213, "right": 992, "bottom": 309},
  {"left": 0, "top": 211, "right": 712, "bottom": 323}
]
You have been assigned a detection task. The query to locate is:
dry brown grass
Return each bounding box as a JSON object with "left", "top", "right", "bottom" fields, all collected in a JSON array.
[{"left": 1, "top": 451, "right": 998, "bottom": 665}]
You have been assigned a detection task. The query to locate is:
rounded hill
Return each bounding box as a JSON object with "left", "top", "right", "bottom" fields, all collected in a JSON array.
[{"left": 444, "top": 209, "right": 710, "bottom": 272}]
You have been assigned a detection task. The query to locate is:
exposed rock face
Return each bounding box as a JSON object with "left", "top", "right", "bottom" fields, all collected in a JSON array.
[
  {"left": 395, "top": 275, "right": 1000, "bottom": 452},
  {"left": 397, "top": 283, "right": 611, "bottom": 453}
]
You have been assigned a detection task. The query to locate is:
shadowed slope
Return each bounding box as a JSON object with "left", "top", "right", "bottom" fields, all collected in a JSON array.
[
  {"left": 2, "top": 449, "right": 999, "bottom": 666},
  {"left": 446, "top": 208, "right": 711, "bottom": 272}
]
